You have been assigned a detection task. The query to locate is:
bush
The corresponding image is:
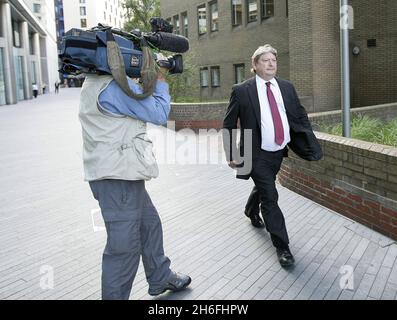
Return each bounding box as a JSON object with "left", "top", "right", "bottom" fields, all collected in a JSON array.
[{"left": 321, "top": 115, "right": 397, "bottom": 147}]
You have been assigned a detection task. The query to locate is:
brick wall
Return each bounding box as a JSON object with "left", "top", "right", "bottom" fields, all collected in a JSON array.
[
  {"left": 288, "top": 0, "right": 341, "bottom": 113},
  {"left": 287, "top": 0, "right": 314, "bottom": 108},
  {"left": 349, "top": 0, "right": 397, "bottom": 107},
  {"left": 279, "top": 132, "right": 397, "bottom": 240},
  {"left": 169, "top": 102, "right": 228, "bottom": 130},
  {"left": 170, "top": 101, "right": 397, "bottom": 131}
]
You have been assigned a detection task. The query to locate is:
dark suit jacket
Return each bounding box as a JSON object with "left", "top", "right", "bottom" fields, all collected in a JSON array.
[{"left": 223, "top": 77, "right": 323, "bottom": 180}]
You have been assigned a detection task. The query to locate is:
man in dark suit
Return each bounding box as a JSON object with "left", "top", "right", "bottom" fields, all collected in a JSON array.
[{"left": 223, "top": 45, "right": 323, "bottom": 267}]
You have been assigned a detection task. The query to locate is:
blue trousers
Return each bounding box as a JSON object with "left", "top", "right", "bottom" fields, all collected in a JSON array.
[{"left": 89, "top": 179, "right": 171, "bottom": 300}]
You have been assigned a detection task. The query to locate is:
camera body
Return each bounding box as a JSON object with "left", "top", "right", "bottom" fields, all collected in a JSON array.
[
  {"left": 60, "top": 29, "right": 143, "bottom": 77},
  {"left": 150, "top": 17, "right": 173, "bottom": 33},
  {"left": 59, "top": 18, "right": 188, "bottom": 78}
]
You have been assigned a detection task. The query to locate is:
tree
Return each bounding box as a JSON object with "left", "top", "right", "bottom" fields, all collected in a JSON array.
[
  {"left": 123, "top": 0, "right": 198, "bottom": 102},
  {"left": 123, "top": 0, "right": 160, "bottom": 32},
  {"left": 166, "top": 52, "right": 197, "bottom": 102}
]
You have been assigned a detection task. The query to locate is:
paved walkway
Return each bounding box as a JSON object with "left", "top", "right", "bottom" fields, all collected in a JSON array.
[{"left": 0, "top": 89, "right": 396, "bottom": 300}]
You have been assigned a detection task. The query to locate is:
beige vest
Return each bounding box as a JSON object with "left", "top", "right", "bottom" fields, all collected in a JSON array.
[{"left": 79, "top": 74, "right": 159, "bottom": 181}]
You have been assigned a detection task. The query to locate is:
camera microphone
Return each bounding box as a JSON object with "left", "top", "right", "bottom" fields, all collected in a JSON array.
[{"left": 145, "top": 32, "right": 189, "bottom": 53}]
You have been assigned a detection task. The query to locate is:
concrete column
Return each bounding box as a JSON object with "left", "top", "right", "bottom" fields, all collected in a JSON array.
[
  {"left": 21, "top": 21, "right": 32, "bottom": 99},
  {"left": 33, "top": 33, "right": 43, "bottom": 92},
  {"left": 1, "top": 2, "right": 17, "bottom": 104}
]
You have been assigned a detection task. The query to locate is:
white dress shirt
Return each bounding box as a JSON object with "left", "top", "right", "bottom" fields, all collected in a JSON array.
[{"left": 256, "top": 75, "right": 291, "bottom": 152}]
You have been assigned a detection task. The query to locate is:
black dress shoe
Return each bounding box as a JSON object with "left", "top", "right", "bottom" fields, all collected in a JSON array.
[
  {"left": 276, "top": 248, "right": 295, "bottom": 268},
  {"left": 246, "top": 212, "right": 265, "bottom": 228}
]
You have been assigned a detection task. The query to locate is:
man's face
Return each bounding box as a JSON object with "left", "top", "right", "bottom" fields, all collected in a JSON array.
[{"left": 253, "top": 52, "right": 278, "bottom": 80}]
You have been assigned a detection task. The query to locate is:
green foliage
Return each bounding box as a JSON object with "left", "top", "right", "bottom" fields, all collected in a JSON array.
[
  {"left": 375, "top": 119, "right": 397, "bottom": 147},
  {"left": 321, "top": 114, "right": 397, "bottom": 147},
  {"left": 123, "top": 0, "right": 161, "bottom": 32},
  {"left": 165, "top": 52, "right": 198, "bottom": 102}
]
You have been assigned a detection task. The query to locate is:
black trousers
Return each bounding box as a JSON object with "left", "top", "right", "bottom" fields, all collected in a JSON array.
[{"left": 246, "top": 148, "right": 290, "bottom": 249}]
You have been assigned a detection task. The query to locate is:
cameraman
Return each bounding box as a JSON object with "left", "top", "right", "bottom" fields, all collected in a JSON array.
[{"left": 79, "top": 55, "right": 191, "bottom": 300}]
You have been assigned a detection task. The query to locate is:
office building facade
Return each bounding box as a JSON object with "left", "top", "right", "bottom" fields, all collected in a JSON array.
[
  {"left": 62, "top": 0, "right": 125, "bottom": 33},
  {"left": 0, "top": 0, "right": 59, "bottom": 105},
  {"left": 160, "top": 0, "right": 397, "bottom": 112}
]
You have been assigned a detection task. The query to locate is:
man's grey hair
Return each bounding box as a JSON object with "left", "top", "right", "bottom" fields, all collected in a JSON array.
[{"left": 251, "top": 44, "right": 278, "bottom": 73}]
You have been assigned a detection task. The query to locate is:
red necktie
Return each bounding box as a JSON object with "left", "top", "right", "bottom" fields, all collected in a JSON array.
[{"left": 266, "top": 82, "right": 285, "bottom": 146}]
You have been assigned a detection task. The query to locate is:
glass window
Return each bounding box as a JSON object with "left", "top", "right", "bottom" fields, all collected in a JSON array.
[
  {"left": 33, "top": 3, "right": 41, "bottom": 13},
  {"left": 29, "top": 33, "right": 35, "bottom": 55},
  {"left": 210, "top": 1, "right": 218, "bottom": 32},
  {"left": 0, "top": 8, "right": 3, "bottom": 38},
  {"left": 211, "top": 66, "right": 220, "bottom": 87},
  {"left": 198, "top": 5, "right": 207, "bottom": 35},
  {"left": 261, "top": 0, "right": 274, "bottom": 19},
  {"left": 181, "top": 12, "right": 188, "bottom": 37},
  {"left": 286, "top": 0, "right": 288, "bottom": 17},
  {"left": 12, "top": 20, "right": 21, "bottom": 48},
  {"left": 81, "top": 19, "right": 87, "bottom": 28},
  {"left": 30, "top": 61, "right": 37, "bottom": 84},
  {"left": 166, "top": 17, "right": 173, "bottom": 32},
  {"left": 247, "top": 0, "right": 258, "bottom": 23},
  {"left": 15, "top": 56, "right": 25, "bottom": 101},
  {"left": 0, "top": 48, "right": 6, "bottom": 105},
  {"left": 234, "top": 64, "right": 245, "bottom": 84},
  {"left": 200, "top": 67, "right": 209, "bottom": 87},
  {"left": 231, "top": 0, "right": 242, "bottom": 26},
  {"left": 80, "top": 7, "right": 86, "bottom": 16},
  {"left": 173, "top": 15, "right": 180, "bottom": 35}
]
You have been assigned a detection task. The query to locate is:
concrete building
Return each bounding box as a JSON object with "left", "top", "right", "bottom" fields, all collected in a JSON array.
[
  {"left": 62, "top": 0, "right": 125, "bottom": 33},
  {"left": 0, "top": 0, "right": 59, "bottom": 105},
  {"left": 160, "top": 0, "right": 397, "bottom": 112},
  {"left": 53, "top": 0, "right": 126, "bottom": 87}
]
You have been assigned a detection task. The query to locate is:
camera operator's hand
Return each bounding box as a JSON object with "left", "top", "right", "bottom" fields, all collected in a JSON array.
[
  {"left": 155, "top": 53, "right": 169, "bottom": 81},
  {"left": 157, "top": 68, "right": 168, "bottom": 81}
]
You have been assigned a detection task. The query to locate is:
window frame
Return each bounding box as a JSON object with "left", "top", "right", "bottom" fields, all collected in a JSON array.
[
  {"left": 231, "top": 0, "right": 243, "bottom": 27},
  {"left": 197, "top": 4, "right": 207, "bottom": 36},
  {"left": 210, "top": 66, "right": 221, "bottom": 88},
  {"left": 234, "top": 63, "right": 245, "bottom": 84},
  {"left": 181, "top": 12, "right": 188, "bottom": 37},
  {"left": 261, "top": 0, "right": 275, "bottom": 20},
  {"left": 80, "top": 18, "right": 87, "bottom": 28},
  {"left": 200, "top": 67, "right": 209, "bottom": 88},
  {"left": 210, "top": 1, "right": 219, "bottom": 32},
  {"left": 80, "top": 6, "right": 87, "bottom": 16},
  {"left": 246, "top": 0, "right": 258, "bottom": 23},
  {"left": 173, "top": 15, "right": 180, "bottom": 35}
]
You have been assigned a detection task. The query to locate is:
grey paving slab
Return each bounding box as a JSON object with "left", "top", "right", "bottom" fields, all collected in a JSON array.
[
  {"left": 0, "top": 89, "right": 396, "bottom": 300},
  {"left": 338, "top": 242, "right": 379, "bottom": 300},
  {"left": 381, "top": 283, "right": 397, "bottom": 300}
]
